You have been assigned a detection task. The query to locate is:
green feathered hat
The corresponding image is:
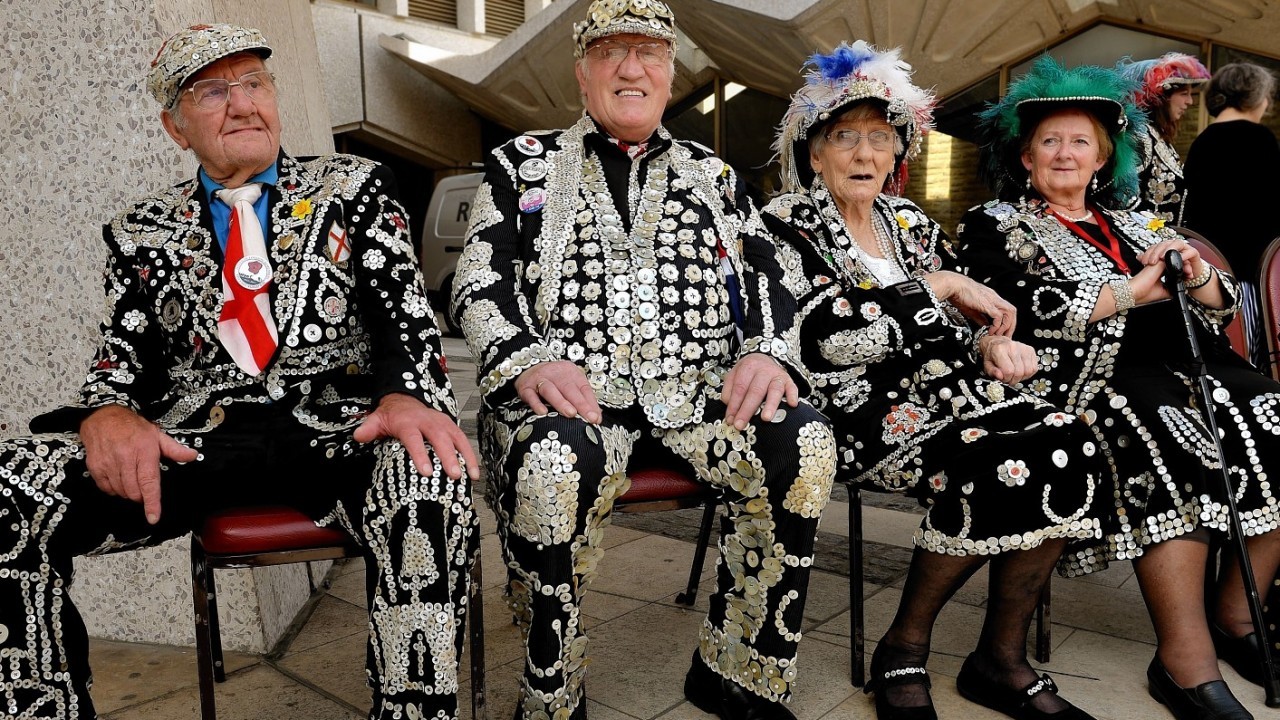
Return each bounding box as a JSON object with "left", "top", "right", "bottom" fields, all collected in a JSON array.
[{"left": 977, "top": 55, "right": 1146, "bottom": 208}]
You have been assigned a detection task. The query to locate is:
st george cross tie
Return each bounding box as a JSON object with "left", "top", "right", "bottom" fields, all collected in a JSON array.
[{"left": 215, "top": 183, "right": 277, "bottom": 375}]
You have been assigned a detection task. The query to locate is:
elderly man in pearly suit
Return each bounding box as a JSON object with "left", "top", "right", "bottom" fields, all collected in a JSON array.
[
  {"left": 0, "top": 23, "right": 477, "bottom": 720},
  {"left": 450, "top": 2, "right": 838, "bottom": 720}
]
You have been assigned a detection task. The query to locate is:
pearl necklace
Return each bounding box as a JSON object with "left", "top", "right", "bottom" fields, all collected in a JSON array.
[{"left": 1053, "top": 206, "right": 1094, "bottom": 223}]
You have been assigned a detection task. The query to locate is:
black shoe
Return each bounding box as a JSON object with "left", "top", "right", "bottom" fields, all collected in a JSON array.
[
  {"left": 684, "top": 652, "right": 796, "bottom": 720},
  {"left": 864, "top": 641, "right": 937, "bottom": 720},
  {"left": 1212, "top": 625, "right": 1266, "bottom": 687},
  {"left": 1147, "top": 656, "right": 1253, "bottom": 720},
  {"left": 955, "top": 653, "right": 1096, "bottom": 720}
]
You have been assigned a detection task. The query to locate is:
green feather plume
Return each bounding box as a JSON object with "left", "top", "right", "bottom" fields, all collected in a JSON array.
[{"left": 978, "top": 55, "right": 1147, "bottom": 208}]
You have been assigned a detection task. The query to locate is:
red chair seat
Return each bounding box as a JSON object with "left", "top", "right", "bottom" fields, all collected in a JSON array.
[
  {"left": 198, "top": 506, "right": 349, "bottom": 555},
  {"left": 620, "top": 466, "right": 710, "bottom": 503}
]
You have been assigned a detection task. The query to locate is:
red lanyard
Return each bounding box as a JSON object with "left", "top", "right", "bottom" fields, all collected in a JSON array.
[{"left": 1052, "top": 208, "right": 1131, "bottom": 275}]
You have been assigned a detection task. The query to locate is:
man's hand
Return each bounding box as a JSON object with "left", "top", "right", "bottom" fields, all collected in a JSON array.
[
  {"left": 514, "top": 361, "right": 602, "bottom": 424},
  {"left": 79, "top": 405, "right": 198, "bottom": 525},
  {"left": 722, "top": 352, "right": 799, "bottom": 430},
  {"left": 923, "top": 271, "right": 1017, "bottom": 336},
  {"left": 354, "top": 393, "right": 479, "bottom": 481},
  {"left": 978, "top": 335, "right": 1040, "bottom": 384}
]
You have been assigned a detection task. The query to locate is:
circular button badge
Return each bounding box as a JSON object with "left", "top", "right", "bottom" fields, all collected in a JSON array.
[{"left": 234, "top": 255, "right": 272, "bottom": 290}]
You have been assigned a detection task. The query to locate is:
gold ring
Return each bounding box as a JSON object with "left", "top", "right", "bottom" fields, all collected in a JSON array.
[{"left": 535, "top": 380, "right": 547, "bottom": 391}]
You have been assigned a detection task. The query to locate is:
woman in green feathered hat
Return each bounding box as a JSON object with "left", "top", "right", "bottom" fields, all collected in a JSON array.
[{"left": 956, "top": 56, "right": 1280, "bottom": 720}]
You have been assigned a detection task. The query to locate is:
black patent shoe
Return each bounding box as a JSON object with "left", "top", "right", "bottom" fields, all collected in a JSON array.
[
  {"left": 1212, "top": 625, "right": 1266, "bottom": 687},
  {"left": 956, "top": 654, "right": 1097, "bottom": 720},
  {"left": 684, "top": 652, "right": 797, "bottom": 720},
  {"left": 1147, "top": 656, "right": 1253, "bottom": 720},
  {"left": 864, "top": 641, "right": 937, "bottom": 720}
]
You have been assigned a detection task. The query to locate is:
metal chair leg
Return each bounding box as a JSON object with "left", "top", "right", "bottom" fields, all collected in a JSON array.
[
  {"left": 850, "top": 485, "right": 865, "bottom": 688},
  {"left": 191, "top": 538, "right": 218, "bottom": 720},
  {"left": 207, "top": 558, "right": 226, "bottom": 683},
  {"left": 676, "top": 501, "right": 718, "bottom": 606},
  {"left": 469, "top": 537, "right": 487, "bottom": 720}
]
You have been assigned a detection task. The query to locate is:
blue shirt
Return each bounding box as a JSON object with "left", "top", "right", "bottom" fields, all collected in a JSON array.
[{"left": 199, "top": 164, "right": 279, "bottom": 254}]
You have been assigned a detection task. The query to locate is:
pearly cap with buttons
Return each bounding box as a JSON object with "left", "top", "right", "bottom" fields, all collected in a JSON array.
[
  {"left": 147, "top": 23, "right": 273, "bottom": 108},
  {"left": 573, "top": 0, "right": 677, "bottom": 58}
]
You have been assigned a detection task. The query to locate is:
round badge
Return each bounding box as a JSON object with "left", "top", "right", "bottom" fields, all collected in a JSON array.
[
  {"left": 162, "top": 299, "right": 182, "bottom": 325},
  {"left": 515, "top": 135, "right": 544, "bottom": 156},
  {"left": 234, "top": 255, "right": 272, "bottom": 290},
  {"left": 518, "top": 158, "right": 548, "bottom": 182},
  {"left": 519, "top": 187, "right": 546, "bottom": 213},
  {"left": 323, "top": 296, "right": 345, "bottom": 319},
  {"left": 304, "top": 324, "right": 322, "bottom": 342}
]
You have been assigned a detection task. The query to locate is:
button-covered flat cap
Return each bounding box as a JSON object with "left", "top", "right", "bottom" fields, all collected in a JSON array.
[
  {"left": 147, "top": 23, "right": 272, "bottom": 108},
  {"left": 573, "top": 0, "right": 677, "bottom": 58}
]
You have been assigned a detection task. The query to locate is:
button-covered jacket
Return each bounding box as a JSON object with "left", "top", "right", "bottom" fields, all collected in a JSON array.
[
  {"left": 32, "top": 153, "right": 456, "bottom": 434},
  {"left": 451, "top": 115, "right": 802, "bottom": 428}
]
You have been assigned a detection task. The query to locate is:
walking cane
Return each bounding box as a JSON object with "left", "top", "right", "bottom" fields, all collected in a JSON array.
[{"left": 1164, "top": 248, "right": 1280, "bottom": 706}]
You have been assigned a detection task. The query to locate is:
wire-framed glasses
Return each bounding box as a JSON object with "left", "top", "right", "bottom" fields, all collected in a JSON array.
[
  {"left": 826, "top": 128, "right": 894, "bottom": 151},
  {"left": 183, "top": 71, "right": 277, "bottom": 110},
  {"left": 585, "top": 41, "right": 673, "bottom": 67}
]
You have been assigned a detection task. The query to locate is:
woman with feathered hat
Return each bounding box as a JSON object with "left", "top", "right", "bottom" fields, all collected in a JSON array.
[
  {"left": 1118, "top": 52, "right": 1210, "bottom": 224},
  {"left": 955, "top": 56, "right": 1280, "bottom": 720},
  {"left": 762, "top": 43, "right": 1104, "bottom": 720}
]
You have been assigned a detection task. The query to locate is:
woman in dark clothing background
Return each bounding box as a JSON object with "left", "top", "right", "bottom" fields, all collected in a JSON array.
[{"left": 1183, "top": 62, "right": 1280, "bottom": 368}]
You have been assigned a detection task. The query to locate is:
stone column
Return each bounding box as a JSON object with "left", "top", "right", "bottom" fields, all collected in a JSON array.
[{"left": 0, "top": 0, "right": 335, "bottom": 652}]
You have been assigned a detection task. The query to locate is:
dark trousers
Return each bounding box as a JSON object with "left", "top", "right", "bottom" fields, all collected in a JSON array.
[{"left": 0, "top": 410, "right": 475, "bottom": 720}]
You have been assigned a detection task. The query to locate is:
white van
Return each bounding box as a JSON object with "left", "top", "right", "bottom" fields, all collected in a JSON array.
[{"left": 420, "top": 172, "right": 483, "bottom": 333}]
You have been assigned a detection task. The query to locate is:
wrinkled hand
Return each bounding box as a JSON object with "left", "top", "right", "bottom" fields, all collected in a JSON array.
[
  {"left": 722, "top": 352, "right": 799, "bottom": 430},
  {"left": 80, "top": 404, "right": 198, "bottom": 525},
  {"left": 1137, "top": 236, "right": 1204, "bottom": 281},
  {"left": 924, "top": 271, "right": 1017, "bottom": 336},
  {"left": 1128, "top": 262, "right": 1171, "bottom": 306},
  {"left": 979, "top": 335, "right": 1040, "bottom": 384},
  {"left": 514, "top": 361, "right": 602, "bottom": 424},
  {"left": 353, "top": 393, "right": 479, "bottom": 481}
]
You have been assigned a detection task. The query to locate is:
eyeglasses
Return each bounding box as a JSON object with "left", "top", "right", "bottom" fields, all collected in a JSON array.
[
  {"left": 183, "top": 71, "right": 277, "bottom": 110},
  {"left": 585, "top": 40, "right": 673, "bottom": 67},
  {"left": 825, "top": 128, "right": 895, "bottom": 151}
]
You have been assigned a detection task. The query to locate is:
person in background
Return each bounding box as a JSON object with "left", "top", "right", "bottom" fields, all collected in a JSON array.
[
  {"left": 764, "top": 41, "right": 1102, "bottom": 720},
  {"left": 1183, "top": 61, "right": 1280, "bottom": 369},
  {"left": 450, "top": 2, "right": 836, "bottom": 719},
  {"left": 957, "top": 56, "right": 1280, "bottom": 720},
  {"left": 0, "top": 24, "right": 478, "bottom": 720},
  {"left": 1118, "top": 52, "right": 1210, "bottom": 225}
]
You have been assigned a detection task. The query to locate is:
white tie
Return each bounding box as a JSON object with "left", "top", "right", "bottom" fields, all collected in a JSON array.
[{"left": 215, "top": 183, "right": 278, "bottom": 375}]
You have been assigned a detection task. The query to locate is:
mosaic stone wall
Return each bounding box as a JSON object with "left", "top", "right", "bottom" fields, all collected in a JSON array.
[{"left": 0, "top": 0, "right": 336, "bottom": 652}]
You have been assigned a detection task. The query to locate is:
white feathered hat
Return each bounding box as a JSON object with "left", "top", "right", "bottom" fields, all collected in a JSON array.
[{"left": 774, "top": 41, "right": 936, "bottom": 194}]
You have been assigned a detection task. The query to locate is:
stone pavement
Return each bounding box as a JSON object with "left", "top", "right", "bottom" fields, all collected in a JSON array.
[{"left": 89, "top": 334, "right": 1274, "bottom": 720}]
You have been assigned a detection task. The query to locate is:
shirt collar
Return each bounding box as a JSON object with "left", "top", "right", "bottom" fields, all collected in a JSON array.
[
  {"left": 582, "top": 114, "right": 668, "bottom": 158},
  {"left": 199, "top": 163, "right": 280, "bottom": 205}
]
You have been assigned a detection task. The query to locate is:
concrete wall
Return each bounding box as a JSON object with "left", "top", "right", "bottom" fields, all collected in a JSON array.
[
  {"left": 0, "top": 0, "right": 335, "bottom": 652},
  {"left": 313, "top": 0, "right": 486, "bottom": 168}
]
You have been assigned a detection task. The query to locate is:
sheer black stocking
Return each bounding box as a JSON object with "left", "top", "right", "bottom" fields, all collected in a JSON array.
[{"left": 970, "top": 537, "right": 1070, "bottom": 714}]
